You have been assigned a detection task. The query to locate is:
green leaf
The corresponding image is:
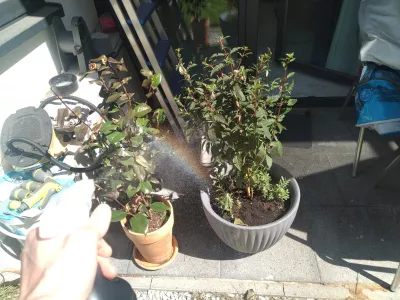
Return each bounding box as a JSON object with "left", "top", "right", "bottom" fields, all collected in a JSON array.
[
  {"left": 131, "top": 135, "right": 143, "bottom": 147},
  {"left": 134, "top": 103, "right": 152, "bottom": 117},
  {"left": 123, "top": 170, "right": 135, "bottom": 181},
  {"left": 106, "top": 92, "right": 122, "bottom": 103},
  {"left": 151, "top": 73, "right": 162, "bottom": 87},
  {"left": 107, "top": 131, "right": 126, "bottom": 144},
  {"left": 213, "top": 114, "right": 227, "bottom": 125},
  {"left": 100, "top": 122, "right": 118, "bottom": 134},
  {"left": 133, "top": 163, "right": 146, "bottom": 182},
  {"left": 136, "top": 155, "right": 151, "bottom": 168},
  {"left": 139, "top": 181, "right": 152, "bottom": 194},
  {"left": 233, "top": 154, "right": 243, "bottom": 171},
  {"left": 111, "top": 210, "right": 127, "bottom": 222},
  {"left": 126, "top": 184, "right": 139, "bottom": 197},
  {"left": 153, "top": 108, "right": 166, "bottom": 124},
  {"left": 110, "top": 180, "right": 122, "bottom": 190},
  {"left": 276, "top": 140, "right": 283, "bottom": 157},
  {"left": 130, "top": 214, "right": 148, "bottom": 234},
  {"left": 287, "top": 72, "right": 295, "bottom": 79},
  {"left": 140, "top": 69, "right": 153, "bottom": 77},
  {"left": 146, "top": 128, "right": 160, "bottom": 135},
  {"left": 137, "top": 118, "right": 149, "bottom": 127},
  {"left": 255, "top": 147, "right": 266, "bottom": 165},
  {"left": 265, "top": 153, "right": 273, "bottom": 168},
  {"left": 234, "top": 218, "right": 247, "bottom": 226},
  {"left": 151, "top": 202, "right": 170, "bottom": 212},
  {"left": 120, "top": 157, "right": 135, "bottom": 166},
  {"left": 287, "top": 98, "right": 297, "bottom": 106},
  {"left": 211, "top": 63, "right": 224, "bottom": 76},
  {"left": 233, "top": 84, "right": 245, "bottom": 102},
  {"left": 111, "top": 82, "right": 122, "bottom": 90}
]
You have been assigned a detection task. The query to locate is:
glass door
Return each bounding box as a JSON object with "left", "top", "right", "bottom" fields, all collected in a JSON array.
[{"left": 276, "top": 0, "right": 360, "bottom": 83}]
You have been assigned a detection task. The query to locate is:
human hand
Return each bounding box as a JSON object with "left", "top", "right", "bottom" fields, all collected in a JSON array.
[{"left": 19, "top": 204, "right": 117, "bottom": 300}]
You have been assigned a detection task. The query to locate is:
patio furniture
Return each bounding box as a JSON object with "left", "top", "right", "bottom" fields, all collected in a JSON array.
[{"left": 391, "top": 263, "right": 400, "bottom": 291}]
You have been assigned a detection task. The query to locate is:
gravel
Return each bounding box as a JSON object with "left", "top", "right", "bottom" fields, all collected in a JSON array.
[{"left": 134, "top": 290, "right": 326, "bottom": 300}]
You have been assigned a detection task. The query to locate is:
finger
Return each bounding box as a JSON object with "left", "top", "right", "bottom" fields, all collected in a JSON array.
[
  {"left": 98, "top": 239, "right": 112, "bottom": 258},
  {"left": 98, "top": 256, "right": 117, "bottom": 280},
  {"left": 88, "top": 204, "right": 111, "bottom": 238}
]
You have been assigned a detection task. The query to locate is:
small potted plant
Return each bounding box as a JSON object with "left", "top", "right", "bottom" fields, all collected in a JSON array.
[
  {"left": 176, "top": 38, "right": 300, "bottom": 253},
  {"left": 83, "top": 56, "right": 178, "bottom": 269},
  {"left": 180, "top": 0, "right": 210, "bottom": 46}
]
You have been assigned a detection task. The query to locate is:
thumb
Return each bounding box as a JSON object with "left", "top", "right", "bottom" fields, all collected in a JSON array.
[{"left": 87, "top": 204, "right": 111, "bottom": 238}]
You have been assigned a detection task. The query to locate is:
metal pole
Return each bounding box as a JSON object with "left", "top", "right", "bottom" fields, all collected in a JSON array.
[
  {"left": 121, "top": 0, "right": 186, "bottom": 132},
  {"left": 110, "top": 0, "right": 182, "bottom": 138},
  {"left": 352, "top": 127, "right": 365, "bottom": 178}
]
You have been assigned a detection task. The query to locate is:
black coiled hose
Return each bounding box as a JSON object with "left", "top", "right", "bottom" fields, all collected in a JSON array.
[{"left": 7, "top": 95, "right": 107, "bottom": 173}]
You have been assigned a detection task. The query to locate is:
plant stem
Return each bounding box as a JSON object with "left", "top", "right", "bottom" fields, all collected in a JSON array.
[{"left": 114, "top": 198, "right": 135, "bottom": 217}]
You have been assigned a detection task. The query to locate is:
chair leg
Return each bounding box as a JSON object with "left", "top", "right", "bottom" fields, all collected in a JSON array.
[
  {"left": 352, "top": 127, "right": 365, "bottom": 178},
  {"left": 339, "top": 83, "right": 357, "bottom": 119},
  {"left": 391, "top": 263, "right": 400, "bottom": 292},
  {"left": 374, "top": 154, "right": 400, "bottom": 188}
]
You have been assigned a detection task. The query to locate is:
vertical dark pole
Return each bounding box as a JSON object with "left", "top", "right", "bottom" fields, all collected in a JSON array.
[{"left": 237, "top": 0, "right": 259, "bottom": 65}]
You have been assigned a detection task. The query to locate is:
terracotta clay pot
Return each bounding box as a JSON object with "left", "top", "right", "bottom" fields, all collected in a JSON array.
[
  {"left": 121, "top": 199, "right": 175, "bottom": 265},
  {"left": 191, "top": 18, "right": 210, "bottom": 47}
]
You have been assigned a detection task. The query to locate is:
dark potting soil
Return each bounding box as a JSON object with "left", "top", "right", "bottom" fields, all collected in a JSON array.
[{"left": 211, "top": 190, "right": 289, "bottom": 226}]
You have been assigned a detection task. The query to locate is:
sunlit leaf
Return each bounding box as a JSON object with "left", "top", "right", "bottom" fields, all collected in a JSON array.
[
  {"left": 106, "top": 131, "right": 126, "bottom": 144},
  {"left": 234, "top": 218, "right": 247, "bottom": 226},
  {"left": 135, "top": 155, "right": 151, "bottom": 168},
  {"left": 120, "top": 157, "right": 135, "bottom": 166},
  {"left": 146, "top": 128, "right": 160, "bottom": 135},
  {"left": 140, "top": 69, "right": 153, "bottom": 77},
  {"left": 111, "top": 210, "right": 127, "bottom": 222},
  {"left": 126, "top": 184, "right": 139, "bottom": 197},
  {"left": 131, "top": 135, "right": 143, "bottom": 147},
  {"left": 136, "top": 118, "right": 149, "bottom": 127},
  {"left": 151, "top": 73, "right": 162, "bottom": 87},
  {"left": 123, "top": 170, "right": 135, "bottom": 181},
  {"left": 130, "top": 214, "right": 148, "bottom": 234},
  {"left": 139, "top": 181, "right": 152, "bottom": 194},
  {"left": 106, "top": 92, "right": 122, "bottom": 103},
  {"left": 151, "top": 202, "right": 170, "bottom": 212},
  {"left": 134, "top": 103, "right": 152, "bottom": 117}
]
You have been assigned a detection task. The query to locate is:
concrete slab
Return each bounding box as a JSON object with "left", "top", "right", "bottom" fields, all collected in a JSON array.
[
  {"left": 149, "top": 277, "right": 284, "bottom": 296},
  {"left": 127, "top": 251, "right": 221, "bottom": 278},
  {"left": 283, "top": 282, "right": 352, "bottom": 299},
  {"left": 310, "top": 206, "right": 400, "bottom": 286},
  {"left": 104, "top": 222, "right": 133, "bottom": 274},
  {"left": 326, "top": 153, "right": 400, "bottom": 206},
  {"left": 220, "top": 207, "right": 320, "bottom": 283}
]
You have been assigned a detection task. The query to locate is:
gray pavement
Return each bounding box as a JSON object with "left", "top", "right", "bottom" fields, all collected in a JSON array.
[{"left": 104, "top": 108, "right": 400, "bottom": 290}]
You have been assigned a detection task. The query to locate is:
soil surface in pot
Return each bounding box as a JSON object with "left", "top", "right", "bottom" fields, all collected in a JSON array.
[
  {"left": 125, "top": 211, "right": 169, "bottom": 233},
  {"left": 211, "top": 190, "right": 289, "bottom": 226}
]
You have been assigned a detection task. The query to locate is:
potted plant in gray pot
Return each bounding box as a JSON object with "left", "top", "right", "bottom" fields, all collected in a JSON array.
[{"left": 175, "top": 38, "right": 300, "bottom": 253}]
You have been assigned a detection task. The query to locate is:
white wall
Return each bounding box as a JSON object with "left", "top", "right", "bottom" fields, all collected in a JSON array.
[
  {"left": 0, "top": 26, "right": 61, "bottom": 133},
  {"left": 45, "top": 0, "right": 98, "bottom": 33}
]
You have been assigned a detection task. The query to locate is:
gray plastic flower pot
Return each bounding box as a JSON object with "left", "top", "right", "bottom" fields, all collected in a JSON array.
[{"left": 200, "top": 163, "right": 300, "bottom": 253}]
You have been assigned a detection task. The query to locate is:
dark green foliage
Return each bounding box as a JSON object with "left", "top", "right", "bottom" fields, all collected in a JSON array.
[{"left": 176, "top": 37, "right": 295, "bottom": 216}]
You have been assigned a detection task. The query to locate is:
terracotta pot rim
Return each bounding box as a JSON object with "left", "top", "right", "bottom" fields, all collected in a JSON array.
[{"left": 120, "top": 198, "right": 173, "bottom": 237}]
